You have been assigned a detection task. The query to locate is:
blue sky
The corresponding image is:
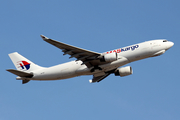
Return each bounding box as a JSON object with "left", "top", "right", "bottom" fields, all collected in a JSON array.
[{"left": 1, "top": 0, "right": 180, "bottom": 120}]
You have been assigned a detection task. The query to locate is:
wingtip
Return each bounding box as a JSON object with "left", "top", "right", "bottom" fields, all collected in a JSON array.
[
  {"left": 22, "top": 80, "right": 30, "bottom": 84},
  {"left": 89, "top": 79, "right": 93, "bottom": 83},
  {"left": 40, "top": 35, "right": 49, "bottom": 40}
]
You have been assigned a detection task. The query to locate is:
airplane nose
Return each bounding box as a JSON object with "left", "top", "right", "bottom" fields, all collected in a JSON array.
[
  {"left": 169, "top": 41, "right": 174, "bottom": 48},
  {"left": 166, "top": 41, "right": 174, "bottom": 50}
]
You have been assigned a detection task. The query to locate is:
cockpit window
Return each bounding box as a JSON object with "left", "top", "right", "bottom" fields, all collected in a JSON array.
[{"left": 163, "top": 40, "right": 168, "bottom": 42}]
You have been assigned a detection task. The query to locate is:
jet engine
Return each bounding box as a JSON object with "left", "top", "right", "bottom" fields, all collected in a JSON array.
[
  {"left": 114, "top": 66, "right": 133, "bottom": 77},
  {"left": 100, "top": 52, "right": 118, "bottom": 62}
]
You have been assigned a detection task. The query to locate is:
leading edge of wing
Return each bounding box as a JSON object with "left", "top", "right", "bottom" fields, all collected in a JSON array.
[{"left": 40, "top": 35, "right": 101, "bottom": 56}]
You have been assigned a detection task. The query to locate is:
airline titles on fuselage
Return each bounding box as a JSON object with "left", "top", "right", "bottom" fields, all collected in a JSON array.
[{"left": 106, "top": 45, "right": 139, "bottom": 54}]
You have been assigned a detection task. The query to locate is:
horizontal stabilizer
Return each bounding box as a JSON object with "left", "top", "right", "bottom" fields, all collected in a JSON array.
[{"left": 6, "top": 69, "right": 33, "bottom": 78}]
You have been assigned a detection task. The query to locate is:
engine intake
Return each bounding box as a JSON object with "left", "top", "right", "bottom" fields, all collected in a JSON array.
[
  {"left": 114, "top": 66, "right": 133, "bottom": 77},
  {"left": 100, "top": 53, "right": 118, "bottom": 62}
]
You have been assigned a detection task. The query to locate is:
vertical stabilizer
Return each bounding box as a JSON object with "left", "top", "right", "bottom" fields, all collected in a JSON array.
[{"left": 8, "top": 52, "right": 44, "bottom": 72}]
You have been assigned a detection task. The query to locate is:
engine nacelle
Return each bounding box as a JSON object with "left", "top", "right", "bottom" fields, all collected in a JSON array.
[
  {"left": 100, "top": 52, "right": 118, "bottom": 62},
  {"left": 114, "top": 66, "right": 133, "bottom": 77}
]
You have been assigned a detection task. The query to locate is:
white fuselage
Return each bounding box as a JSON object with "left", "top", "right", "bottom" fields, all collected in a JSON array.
[{"left": 25, "top": 40, "right": 173, "bottom": 81}]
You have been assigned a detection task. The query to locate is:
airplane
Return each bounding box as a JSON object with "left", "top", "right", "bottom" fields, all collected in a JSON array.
[{"left": 6, "top": 35, "right": 174, "bottom": 84}]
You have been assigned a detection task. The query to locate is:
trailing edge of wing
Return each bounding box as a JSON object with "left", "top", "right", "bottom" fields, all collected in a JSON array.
[{"left": 6, "top": 69, "right": 33, "bottom": 78}]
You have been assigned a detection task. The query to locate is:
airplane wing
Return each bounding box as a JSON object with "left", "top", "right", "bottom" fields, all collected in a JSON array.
[
  {"left": 89, "top": 72, "right": 111, "bottom": 83},
  {"left": 41, "top": 35, "right": 102, "bottom": 67},
  {"left": 89, "top": 68, "right": 116, "bottom": 83}
]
